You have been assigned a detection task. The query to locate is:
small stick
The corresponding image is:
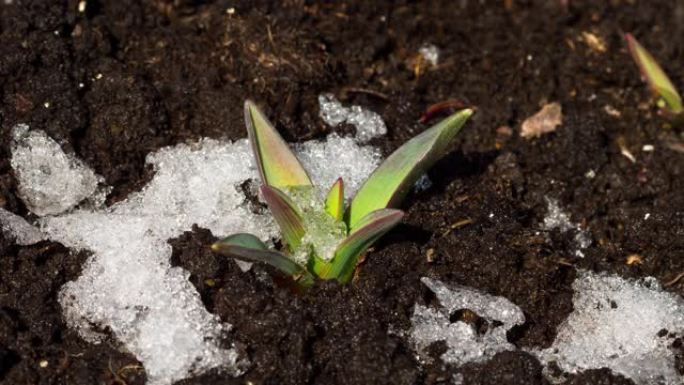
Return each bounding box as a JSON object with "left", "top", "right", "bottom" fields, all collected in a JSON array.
[
  {"left": 420, "top": 99, "right": 474, "bottom": 123},
  {"left": 340, "top": 87, "right": 389, "bottom": 101},
  {"left": 663, "top": 271, "right": 684, "bottom": 287},
  {"left": 441, "top": 218, "right": 474, "bottom": 237}
]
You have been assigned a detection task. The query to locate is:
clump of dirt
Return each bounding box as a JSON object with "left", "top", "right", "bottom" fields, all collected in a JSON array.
[{"left": 1, "top": 1, "right": 684, "bottom": 384}]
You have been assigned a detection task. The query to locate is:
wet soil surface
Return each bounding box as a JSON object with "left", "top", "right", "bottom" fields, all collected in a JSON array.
[{"left": 1, "top": 1, "right": 684, "bottom": 384}]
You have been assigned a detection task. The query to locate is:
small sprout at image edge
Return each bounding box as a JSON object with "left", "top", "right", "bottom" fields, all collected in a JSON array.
[
  {"left": 212, "top": 100, "right": 473, "bottom": 286},
  {"left": 625, "top": 33, "right": 683, "bottom": 120}
]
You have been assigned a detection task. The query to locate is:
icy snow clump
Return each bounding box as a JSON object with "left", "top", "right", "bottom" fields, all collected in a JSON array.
[
  {"left": 295, "top": 132, "right": 381, "bottom": 195},
  {"left": 318, "top": 93, "right": 387, "bottom": 143},
  {"left": 411, "top": 277, "right": 525, "bottom": 367},
  {"left": 11, "top": 124, "right": 104, "bottom": 216},
  {"left": 5, "top": 124, "right": 383, "bottom": 385},
  {"left": 0, "top": 208, "right": 45, "bottom": 245},
  {"left": 537, "top": 270, "right": 684, "bottom": 385},
  {"left": 44, "top": 138, "right": 265, "bottom": 385}
]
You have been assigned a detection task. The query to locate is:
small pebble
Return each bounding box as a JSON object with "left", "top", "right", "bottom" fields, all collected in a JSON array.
[{"left": 419, "top": 44, "right": 439, "bottom": 66}]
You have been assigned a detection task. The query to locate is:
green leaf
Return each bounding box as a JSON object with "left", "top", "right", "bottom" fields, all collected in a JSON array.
[
  {"left": 260, "top": 185, "right": 306, "bottom": 250},
  {"left": 307, "top": 254, "right": 332, "bottom": 277},
  {"left": 212, "top": 233, "right": 314, "bottom": 285},
  {"left": 625, "top": 34, "right": 683, "bottom": 114},
  {"left": 216, "top": 232, "right": 269, "bottom": 250},
  {"left": 346, "top": 109, "right": 473, "bottom": 229},
  {"left": 244, "top": 100, "right": 313, "bottom": 188},
  {"left": 319, "top": 209, "right": 404, "bottom": 282},
  {"left": 324, "top": 178, "right": 344, "bottom": 222}
]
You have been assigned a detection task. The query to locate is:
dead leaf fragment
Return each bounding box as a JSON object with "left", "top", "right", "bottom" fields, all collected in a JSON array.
[
  {"left": 426, "top": 248, "right": 435, "bottom": 263},
  {"left": 626, "top": 254, "right": 643, "bottom": 265},
  {"left": 603, "top": 104, "right": 622, "bottom": 118},
  {"left": 664, "top": 272, "right": 684, "bottom": 287},
  {"left": 617, "top": 136, "right": 636, "bottom": 163},
  {"left": 521, "top": 102, "right": 563, "bottom": 138},
  {"left": 581, "top": 31, "right": 607, "bottom": 53},
  {"left": 661, "top": 132, "right": 684, "bottom": 153}
]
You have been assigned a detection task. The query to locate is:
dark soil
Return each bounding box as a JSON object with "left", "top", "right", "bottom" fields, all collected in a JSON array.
[{"left": 1, "top": 1, "right": 683, "bottom": 384}]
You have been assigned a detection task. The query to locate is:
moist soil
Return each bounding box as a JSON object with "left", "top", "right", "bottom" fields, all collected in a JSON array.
[{"left": 1, "top": 1, "right": 684, "bottom": 384}]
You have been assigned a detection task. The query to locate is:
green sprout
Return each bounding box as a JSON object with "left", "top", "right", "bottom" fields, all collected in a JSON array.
[
  {"left": 212, "top": 100, "right": 473, "bottom": 286},
  {"left": 625, "top": 33, "right": 683, "bottom": 120}
]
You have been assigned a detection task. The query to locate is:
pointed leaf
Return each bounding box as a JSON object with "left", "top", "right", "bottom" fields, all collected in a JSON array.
[
  {"left": 347, "top": 109, "right": 473, "bottom": 228},
  {"left": 216, "top": 233, "right": 269, "bottom": 250},
  {"left": 212, "top": 234, "right": 313, "bottom": 285},
  {"left": 244, "top": 100, "right": 312, "bottom": 188},
  {"left": 319, "top": 209, "right": 404, "bottom": 282},
  {"left": 324, "top": 178, "right": 344, "bottom": 221},
  {"left": 625, "top": 34, "right": 683, "bottom": 114},
  {"left": 261, "top": 185, "right": 306, "bottom": 250}
]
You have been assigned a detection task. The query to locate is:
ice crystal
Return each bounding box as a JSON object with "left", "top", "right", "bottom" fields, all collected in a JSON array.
[{"left": 283, "top": 186, "right": 346, "bottom": 264}]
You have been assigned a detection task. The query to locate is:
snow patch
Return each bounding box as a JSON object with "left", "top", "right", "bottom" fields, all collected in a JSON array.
[
  {"left": 536, "top": 270, "right": 684, "bottom": 385},
  {"left": 318, "top": 94, "right": 387, "bottom": 143},
  {"left": 410, "top": 277, "right": 525, "bottom": 367},
  {"left": 44, "top": 138, "right": 265, "bottom": 385},
  {"left": 4, "top": 124, "right": 382, "bottom": 385},
  {"left": 11, "top": 124, "right": 105, "bottom": 216},
  {"left": 295, "top": 133, "right": 381, "bottom": 196}
]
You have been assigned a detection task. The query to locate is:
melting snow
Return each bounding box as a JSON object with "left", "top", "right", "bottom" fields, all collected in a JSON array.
[
  {"left": 4, "top": 124, "right": 382, "bottom": 385},
  {"left": 42, "top": 138, "right": 267, "bottom": 385},
  {"left": 10, "top": 124, "right": 105, "bottom": 216},
  {"left": 317, "top": 94, "right": 434, "bottom": 193},
  {"left": 318, "top": 94, "right": 387, "bottom": 143},
  {"left": 410, "top": 277, "right": 525, "bottom": 367},
  {"left": 0, "top": 208, "right": 45, "bottom": 245},
  {"left": 543, "top": 197, "right": 591, "bottom": 257},
  {"left": 295, "top": 133, "right": 381, "bottom": 196},
  {"left": 537, "top": 270, "right": 684, "bottom": 385},
  {"left": 411, "top": 273, "right": 684, "bottom": 384}
]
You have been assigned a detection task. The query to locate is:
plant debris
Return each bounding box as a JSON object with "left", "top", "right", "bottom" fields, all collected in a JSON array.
[{"left": 520, "top": 102, "right": 563, "bottom": 138}]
